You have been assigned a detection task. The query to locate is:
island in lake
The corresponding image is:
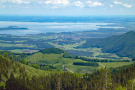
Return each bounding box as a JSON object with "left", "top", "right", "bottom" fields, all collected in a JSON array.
[{"left": 0, "top": 26, "right": 28, "bottom": 30}]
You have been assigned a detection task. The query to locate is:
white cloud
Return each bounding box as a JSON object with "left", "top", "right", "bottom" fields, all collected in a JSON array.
[
  {"left": 123, "top": 4, "right": 132, "bottom": 8},
  {"left": 44, "top": 1, "right": 52, "bottom": 4},
  {"left": 113, "top": 1, "right": 122, "bottom": 4},
  {"left": 110, "top": 5, "right": 113, "bottom": 7},
  {"left": 0, "top": 0, "right": 30, "bottom": 4},
  {"left": 44, "top": 0, "right": 69, "bottom": 5},
  {"left": 113, "top": 1, "right": 132, "bottom": 8},
  {"left": 86, "top": 1, "right": 103, "bottom": 7},
  {"left": 74, "top": 1, "right": 84, "bottom": 8}
]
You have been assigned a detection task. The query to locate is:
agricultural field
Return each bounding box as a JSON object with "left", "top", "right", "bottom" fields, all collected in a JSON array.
[{"left": 25, "top": 51, "right": 134, "bottom": 73}]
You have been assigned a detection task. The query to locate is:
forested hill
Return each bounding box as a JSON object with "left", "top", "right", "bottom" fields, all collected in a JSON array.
[
  {"left": 1, "top": 54, "right": 135, "bottom": 90},
  {"left": 39, "top": 48, "right": 65, "bottom": 54},
  {"left": 76, "top": 31, "right": 135, "bottom": 58}
]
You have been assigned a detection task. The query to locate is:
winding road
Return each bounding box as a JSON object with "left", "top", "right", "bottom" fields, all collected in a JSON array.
[
  {"left": 99, "top": 63, "right": 105, "bottom": 68},
  {"left": 63, "top": 65, "right": 73, "bottom": 73}
]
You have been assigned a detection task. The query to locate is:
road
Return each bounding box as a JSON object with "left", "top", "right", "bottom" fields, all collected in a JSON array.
[
  {"left": 99, "top": 63, "right": 105, "bottom": 68},
  {"left": 63, "top": 65, "right": 73, "bottom": 73}
]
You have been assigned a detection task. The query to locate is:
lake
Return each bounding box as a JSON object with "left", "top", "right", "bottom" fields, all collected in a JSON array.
[{"left": 0, "top": 21, "right": 124, "bottom": 35}]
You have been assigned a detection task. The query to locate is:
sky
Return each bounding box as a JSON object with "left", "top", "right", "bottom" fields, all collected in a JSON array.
[{"left": 0, "top": 0, "right": 135, "bottom": 16}]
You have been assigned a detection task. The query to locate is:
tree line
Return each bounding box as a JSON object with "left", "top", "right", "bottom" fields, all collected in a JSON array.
[
  {"left": 73, "top": 62, "right": 99, "bottom": 67},
  {"left": 63, "top": 52, "right": 131, "bottom": 63}
]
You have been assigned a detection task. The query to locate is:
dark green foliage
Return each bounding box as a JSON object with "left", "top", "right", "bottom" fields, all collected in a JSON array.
[
  {"left": 0, "top": 35, "right": 55, "bottom": 50},
  {"left": 109, "top": 62, "right": 135, "bottom": 73},
  {"left": 63, "top": 54, "right": 129, "bottom": 63},
  {"left": 0, "top": 51, "right": 1, "bottom": 55},
  {"left": 1, "top": 50, "right": 34, "bottom": 61},
  {"left": 66, "top": 50, "right": 93, "bottom": 57},
  {"left": 39, "top": 64, "right": 56, "bottom": 70},
  {"left": 5, "top": 72, "right": 31, "bottom": 90},
  {"left": 53, "top": 40, "right": 77, "bottom": 45},
  {"left": 31, "top": 64, "right": 40, "bottom": 69},
  {"left": 73, "top": 62, "right": 99, "bottom": 67},
  {"left": 1, "top": 54, "right": 135, "bottom": 90},
  {"left": 121, "top": 60, "right": 130, "bottom": 62},
  {"left": 4, "top": 52, "right": 8, "bottom": 58},
  {"left": 63, "top": 52, "right": 72, "bottom": 58},
  {"left": 57, "top": 67, "right": 61, "bottom": 72},
  {"left": 10, "top": 55, "right": 13, "bottom": 61},
  {"left": 101, "top": 59, "right": 108, "bottom": 62},
  {"left": 10, "top": 55, "right": 14, "bottom": 64},
  {"left": 39, "top": 48, "right": 65, "bottom": 54},
  {"left": 76, "top": 31, "right": 135, "bottom": 58},
  {"left": 132, "top": 58, "right": 135, "bottom": 61},
  {"left": 20, "top": 58, "right": 28, "bottom": 65}
]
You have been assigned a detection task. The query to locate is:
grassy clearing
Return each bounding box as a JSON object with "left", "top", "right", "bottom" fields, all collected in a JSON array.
[
  {"left": 26, "top": 52, "right": 98, "bottom": 73},
  {"left": 26, "top": 52, "right": 87, "bottom": 65},
  {"left": 96, "top": 53, "right": 131, "bottom": 60},
  {"left": 9, "top": 49, "right": 23, "bottom": 53},
  {"left": 0, "top": 43, "right": 36, "bottom": 48},
  {"left": 49, "top": 40, "right": 86, "bottom": 50},
  {"left": 25, "top": 52, "right": 134, "bottom": 74},
  {"left": 0, "top": 43, "right": 17, "bottom": 47},
  {"left": 65, "top": 65, "right": 98, "bottom": 73},
  {"left": 99, "top": 62, "right": 134, "bottom": 68}
]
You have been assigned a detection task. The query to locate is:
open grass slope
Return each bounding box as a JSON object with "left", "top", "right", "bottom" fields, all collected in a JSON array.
[
  {"left": 26, "top": 52, "right": 96, "bottom": 73},
  {"left": 99, "top": 62, "right": 133, "bottom": 68}
]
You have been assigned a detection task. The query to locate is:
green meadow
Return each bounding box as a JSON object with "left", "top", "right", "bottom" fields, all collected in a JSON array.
[{"left": 25, "top": 52, "right": 134, "bottom": 73}]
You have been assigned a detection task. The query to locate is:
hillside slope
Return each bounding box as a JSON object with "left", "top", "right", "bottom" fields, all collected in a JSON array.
[
  {"left": 0, "top": 55, "right": 53, "bottom": 89},
  {"left": 25, "top": 51, "right": 98, "bottom": 73},
  {"left": 76, "top": 31, "right": 135, "bottom": 58},
  {"left": 1, "top": 54, "right": 135, "bottom": 90}
]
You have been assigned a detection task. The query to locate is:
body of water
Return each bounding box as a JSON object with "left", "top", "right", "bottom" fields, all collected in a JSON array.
[{"left": 0, "top": 21, "right": 124, "bottom": 35}]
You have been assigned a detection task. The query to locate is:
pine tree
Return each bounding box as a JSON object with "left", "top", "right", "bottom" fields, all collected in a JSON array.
[
  {"left": 0, "top": 51, "right": 2, "bottom": 55},
  {"left": 100, "top": 68, "right": 112, "bottom": 90},
  {"left": 4, "top": 52, "right": 8, "bottom": 58},
  {"left": 116, "top": 86, "right": 126, "bottom": 90},
  {"left": 56, "top": 78, "right": 61, "bottom": 90},
  {"left": 10, "top": 55, "right": 14, "bottom": 65},
  {"left": 127, "top": 79, "right": 135, "bottom": 90}
]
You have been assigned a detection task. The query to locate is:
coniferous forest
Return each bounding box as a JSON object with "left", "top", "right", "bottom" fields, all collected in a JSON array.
[{"left": 1, "top": 53, "right": 135, "bottom": 90}]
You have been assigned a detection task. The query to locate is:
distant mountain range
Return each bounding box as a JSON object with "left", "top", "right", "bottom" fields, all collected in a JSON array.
[{"left": 76, "top": 31, "right": 135, "bottom": 58}]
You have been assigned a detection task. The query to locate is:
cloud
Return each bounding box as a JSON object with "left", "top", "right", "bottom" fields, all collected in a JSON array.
[
  {"left": 113, "top": 1, "right": 132, "bottom": 8},
  {"left": 74, "top": 1, "right": 84, "bottom": 8},
  {"left": 123, "top": 4, "right": 132, "bottom": 8},
  {"left": 110, "top": 5, "right": 113, "bottom": 7},
  {"left": 113, "top": 1, "right": 122, "bottom": 4},
  {"left": 1, "top": 0, "right": 30, "bottom": 4},
  {"left": 86, "top": 1, "right": 103, "bottom": 7},
  {"left": 44, "top": 0, "right": 69, "bottom": 5}
]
